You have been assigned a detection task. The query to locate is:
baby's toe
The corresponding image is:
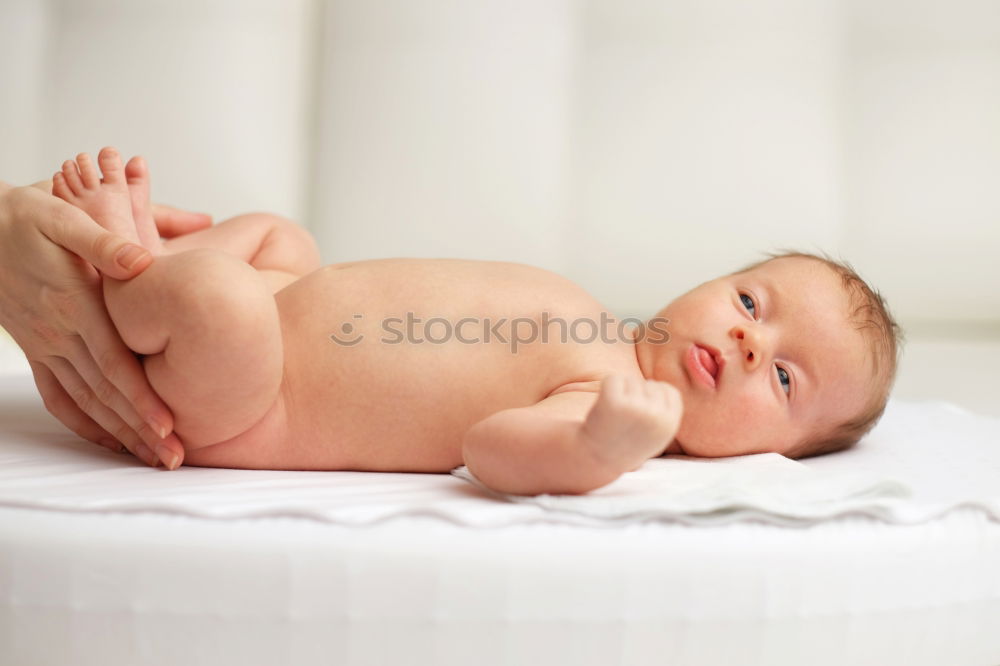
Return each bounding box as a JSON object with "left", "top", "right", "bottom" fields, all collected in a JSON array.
[
  {"left": 52, "top": 171, "right": 72, "bottom": 200},
  {"left": 124, "top": 155, "right": 149, "bottom": 185},
  {"left": 76, "top": 153, "right": 100, "bottom": 189},
  {"left": 61, "top": 159, "right": 84, "bottom": 195},
  {"left": 97, "top": 146, "right": 126, "bottom": 185}
]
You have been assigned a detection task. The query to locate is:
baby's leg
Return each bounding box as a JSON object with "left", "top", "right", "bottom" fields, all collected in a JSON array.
[
  {"left": 52, "top": 147, "right": 163, "bottom": 255},
  {"left": 52, "top": 148, "right": 141, "bottom": 246},
  {"left": 54, "top": 148, "right": 282, "bottom": 457},
  {"left": 122, "top": 155, "right": 164, "bottom": 254},
  {"left": 160, "top": 212, "right": 323, "bottom": 293},
  {"left": 102, "top": 248, "right": 284, "bottom": 451}
]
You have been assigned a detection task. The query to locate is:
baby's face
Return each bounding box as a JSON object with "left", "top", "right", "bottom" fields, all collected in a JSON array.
[{"left": 636, "top": 256, "right": 872, "bottom": 457}]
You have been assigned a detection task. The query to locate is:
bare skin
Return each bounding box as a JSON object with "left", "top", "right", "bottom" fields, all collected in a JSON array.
[
  {"left": 52, "top": 148, "right": 323, "bottom": 470},
  {"left": 0, "top": 173, "right": 212, "bottom": 468},
  {"left": 51, "top": 147, "right": 872, "bottom": 495},
  {"left": 50, "top": 148, "right": 679, "bottom": 493}
]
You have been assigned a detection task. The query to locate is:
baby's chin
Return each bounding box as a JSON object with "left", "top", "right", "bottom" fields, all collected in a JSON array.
[
  {"left": 675, "top": 425, "right": 795, "bottom": 458},
  {"left": 670, "top": 422, "right": 715, "bottom": 457}
]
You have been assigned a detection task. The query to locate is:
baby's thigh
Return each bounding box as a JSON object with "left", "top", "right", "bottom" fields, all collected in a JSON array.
[{"left": 140, "top": 249, "right": 284, "bottom": 449}]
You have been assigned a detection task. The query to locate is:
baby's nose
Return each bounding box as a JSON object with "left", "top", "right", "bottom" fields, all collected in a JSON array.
[{"left": 731, "top": 326, "right": 764, "bottom": 366}]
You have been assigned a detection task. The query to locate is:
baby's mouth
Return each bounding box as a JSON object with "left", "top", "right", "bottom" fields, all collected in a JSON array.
[
  {"left": 685, "top": 343, "right": 722, "bottom": 389},
  {"left": 696, "top": 346, "right": 718, "bottom": 378}
]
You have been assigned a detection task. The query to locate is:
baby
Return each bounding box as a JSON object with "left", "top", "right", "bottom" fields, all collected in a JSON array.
[{"left": 51, "top": 147, "right": 902, "bottom": 496}]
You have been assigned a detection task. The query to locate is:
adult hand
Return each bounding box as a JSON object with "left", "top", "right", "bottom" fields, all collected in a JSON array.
[
  {"left": 0, "top": 180, "right": 211, "bottom": 467},
  {"left": 149, "top": 202, "right": 213, "bottom": 239}
]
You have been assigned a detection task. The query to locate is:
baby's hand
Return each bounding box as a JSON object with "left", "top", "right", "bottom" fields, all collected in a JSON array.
[{"left": 580, "top": 374, "right": 683, "bottom": 470}]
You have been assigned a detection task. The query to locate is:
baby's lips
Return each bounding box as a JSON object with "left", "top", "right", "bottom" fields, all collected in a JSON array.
[{"left": 695, "top": 342, "right": 725, "bottom": 383}]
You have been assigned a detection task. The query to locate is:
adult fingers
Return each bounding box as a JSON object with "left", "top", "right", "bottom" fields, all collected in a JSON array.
[
  {"left": 30, "top": 360, "right": 123, "bottom": 453},
  {"left": 40, "top": 356, "right": 159, "bottom": 466},
  {"left": 65, "top": 331, "right": 186, "bottom": 470},
  {"left": 66, "top": 289, "right": 175, "bottom": 442},
  {"left": 32, "top": 198, "right": 152, "bottom": 280},
  {"left": 151, "top": 204, "right": 212, "bottom": 238},
  {"left": 62, "top": 331, "right": 165, "bottom": 447}
]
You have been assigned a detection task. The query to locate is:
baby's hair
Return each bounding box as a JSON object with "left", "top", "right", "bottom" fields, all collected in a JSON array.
[{"left": 732, "top": 249, "right": 904, "bottom": 459}]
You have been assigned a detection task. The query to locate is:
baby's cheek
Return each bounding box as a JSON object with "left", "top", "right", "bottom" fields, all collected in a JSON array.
[
  {"left": 727, "top": 392, "right": 760, "bottom": 422},
  {"left": 679, "top": 390, "right": 774, "bottom": 455}
]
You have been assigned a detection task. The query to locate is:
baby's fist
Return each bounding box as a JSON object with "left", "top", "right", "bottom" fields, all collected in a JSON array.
[{"left": 581, "top": 374, "right": 683, "bottom": 468}]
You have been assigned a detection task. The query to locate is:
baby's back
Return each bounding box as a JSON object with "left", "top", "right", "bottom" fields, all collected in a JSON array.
[{"left": 191, "top": 259, "right": 640, "bottom": 472}]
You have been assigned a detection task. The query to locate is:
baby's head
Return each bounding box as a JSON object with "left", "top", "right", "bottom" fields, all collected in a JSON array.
[{"left": 637, "top": 251, "right": 903, "bottom": 459}]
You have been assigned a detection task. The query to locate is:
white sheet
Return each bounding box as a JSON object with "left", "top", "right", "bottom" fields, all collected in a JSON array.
[
  {"left": 452, "top": 453, "right": 913, "bottom": 526},
  {"left": 1, "top": 372, "right": 999, "bottom": 666},
  {"left": 1, "top": 370, "right": 998, "bottom": 527},
  {"left": 454, "top": 400, "right": 1000, "bottom": 526}
]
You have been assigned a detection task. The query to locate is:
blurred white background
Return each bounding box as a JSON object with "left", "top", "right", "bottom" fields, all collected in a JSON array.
[{"left": 1, "top": 0, "right": 998, "bottom": 415}]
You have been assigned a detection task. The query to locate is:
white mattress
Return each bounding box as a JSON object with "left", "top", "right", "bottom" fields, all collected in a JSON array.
[{"left": 1, "top": 371, "right": 999, "bottom": 666}]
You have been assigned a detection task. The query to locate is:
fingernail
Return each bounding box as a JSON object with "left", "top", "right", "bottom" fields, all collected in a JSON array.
[
  {"left": 145, "top": 414, "right": 170, "bottom": 440},
  {"left": 116, "top": 244, "right": 149, "bottom": 271},
  {"left": 155, "top": 445, "right": 180, "bottom": 471},
  {"left": 135, "top": 443, "right": 159, "bottom": 467}
]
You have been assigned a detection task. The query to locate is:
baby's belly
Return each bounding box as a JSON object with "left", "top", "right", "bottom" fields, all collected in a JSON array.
[
  {"left": 275, "top": 308, "right": 556, "bottom": 471},
  {"left": 187, "top": 261, "right": 636, "bottom": 472}
]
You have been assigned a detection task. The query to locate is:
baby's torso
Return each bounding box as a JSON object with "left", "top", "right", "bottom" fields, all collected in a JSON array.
[{"left": 190, "top": 258, "right": 642, "bottom": 472}]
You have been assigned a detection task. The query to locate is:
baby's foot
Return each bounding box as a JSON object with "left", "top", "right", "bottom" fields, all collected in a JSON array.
[
  {"left": 52, "top": 147, "right": 142, "bottom": 247},
  {"left": 124, "top": 156, "right": 163, "bottom": 255}
]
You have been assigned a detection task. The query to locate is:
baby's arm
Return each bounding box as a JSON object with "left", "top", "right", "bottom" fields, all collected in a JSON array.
[
  {"left": 462, "top": 375, "right": 683, "bottom": 495},
  {"left": 160, "top": 213, "right": 322, "bottom": 293}
]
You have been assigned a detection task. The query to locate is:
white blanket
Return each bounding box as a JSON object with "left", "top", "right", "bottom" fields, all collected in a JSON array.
[
  {"left": 454, "top": 399, "right": 1000, "bottom": 525},
  {"left": 452, "top": 454, "right": 911, "bottom": 525},
  {"left": 0, "top": 373, "right": 998, "bottom": 527}
]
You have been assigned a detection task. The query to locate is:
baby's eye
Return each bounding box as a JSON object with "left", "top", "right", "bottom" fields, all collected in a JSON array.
[
  {"left": 777, "top": 366, "right": 791, "bottom": 395},
  {"left": 739, "top": 293, "right": 756, "bottom": 318}
]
